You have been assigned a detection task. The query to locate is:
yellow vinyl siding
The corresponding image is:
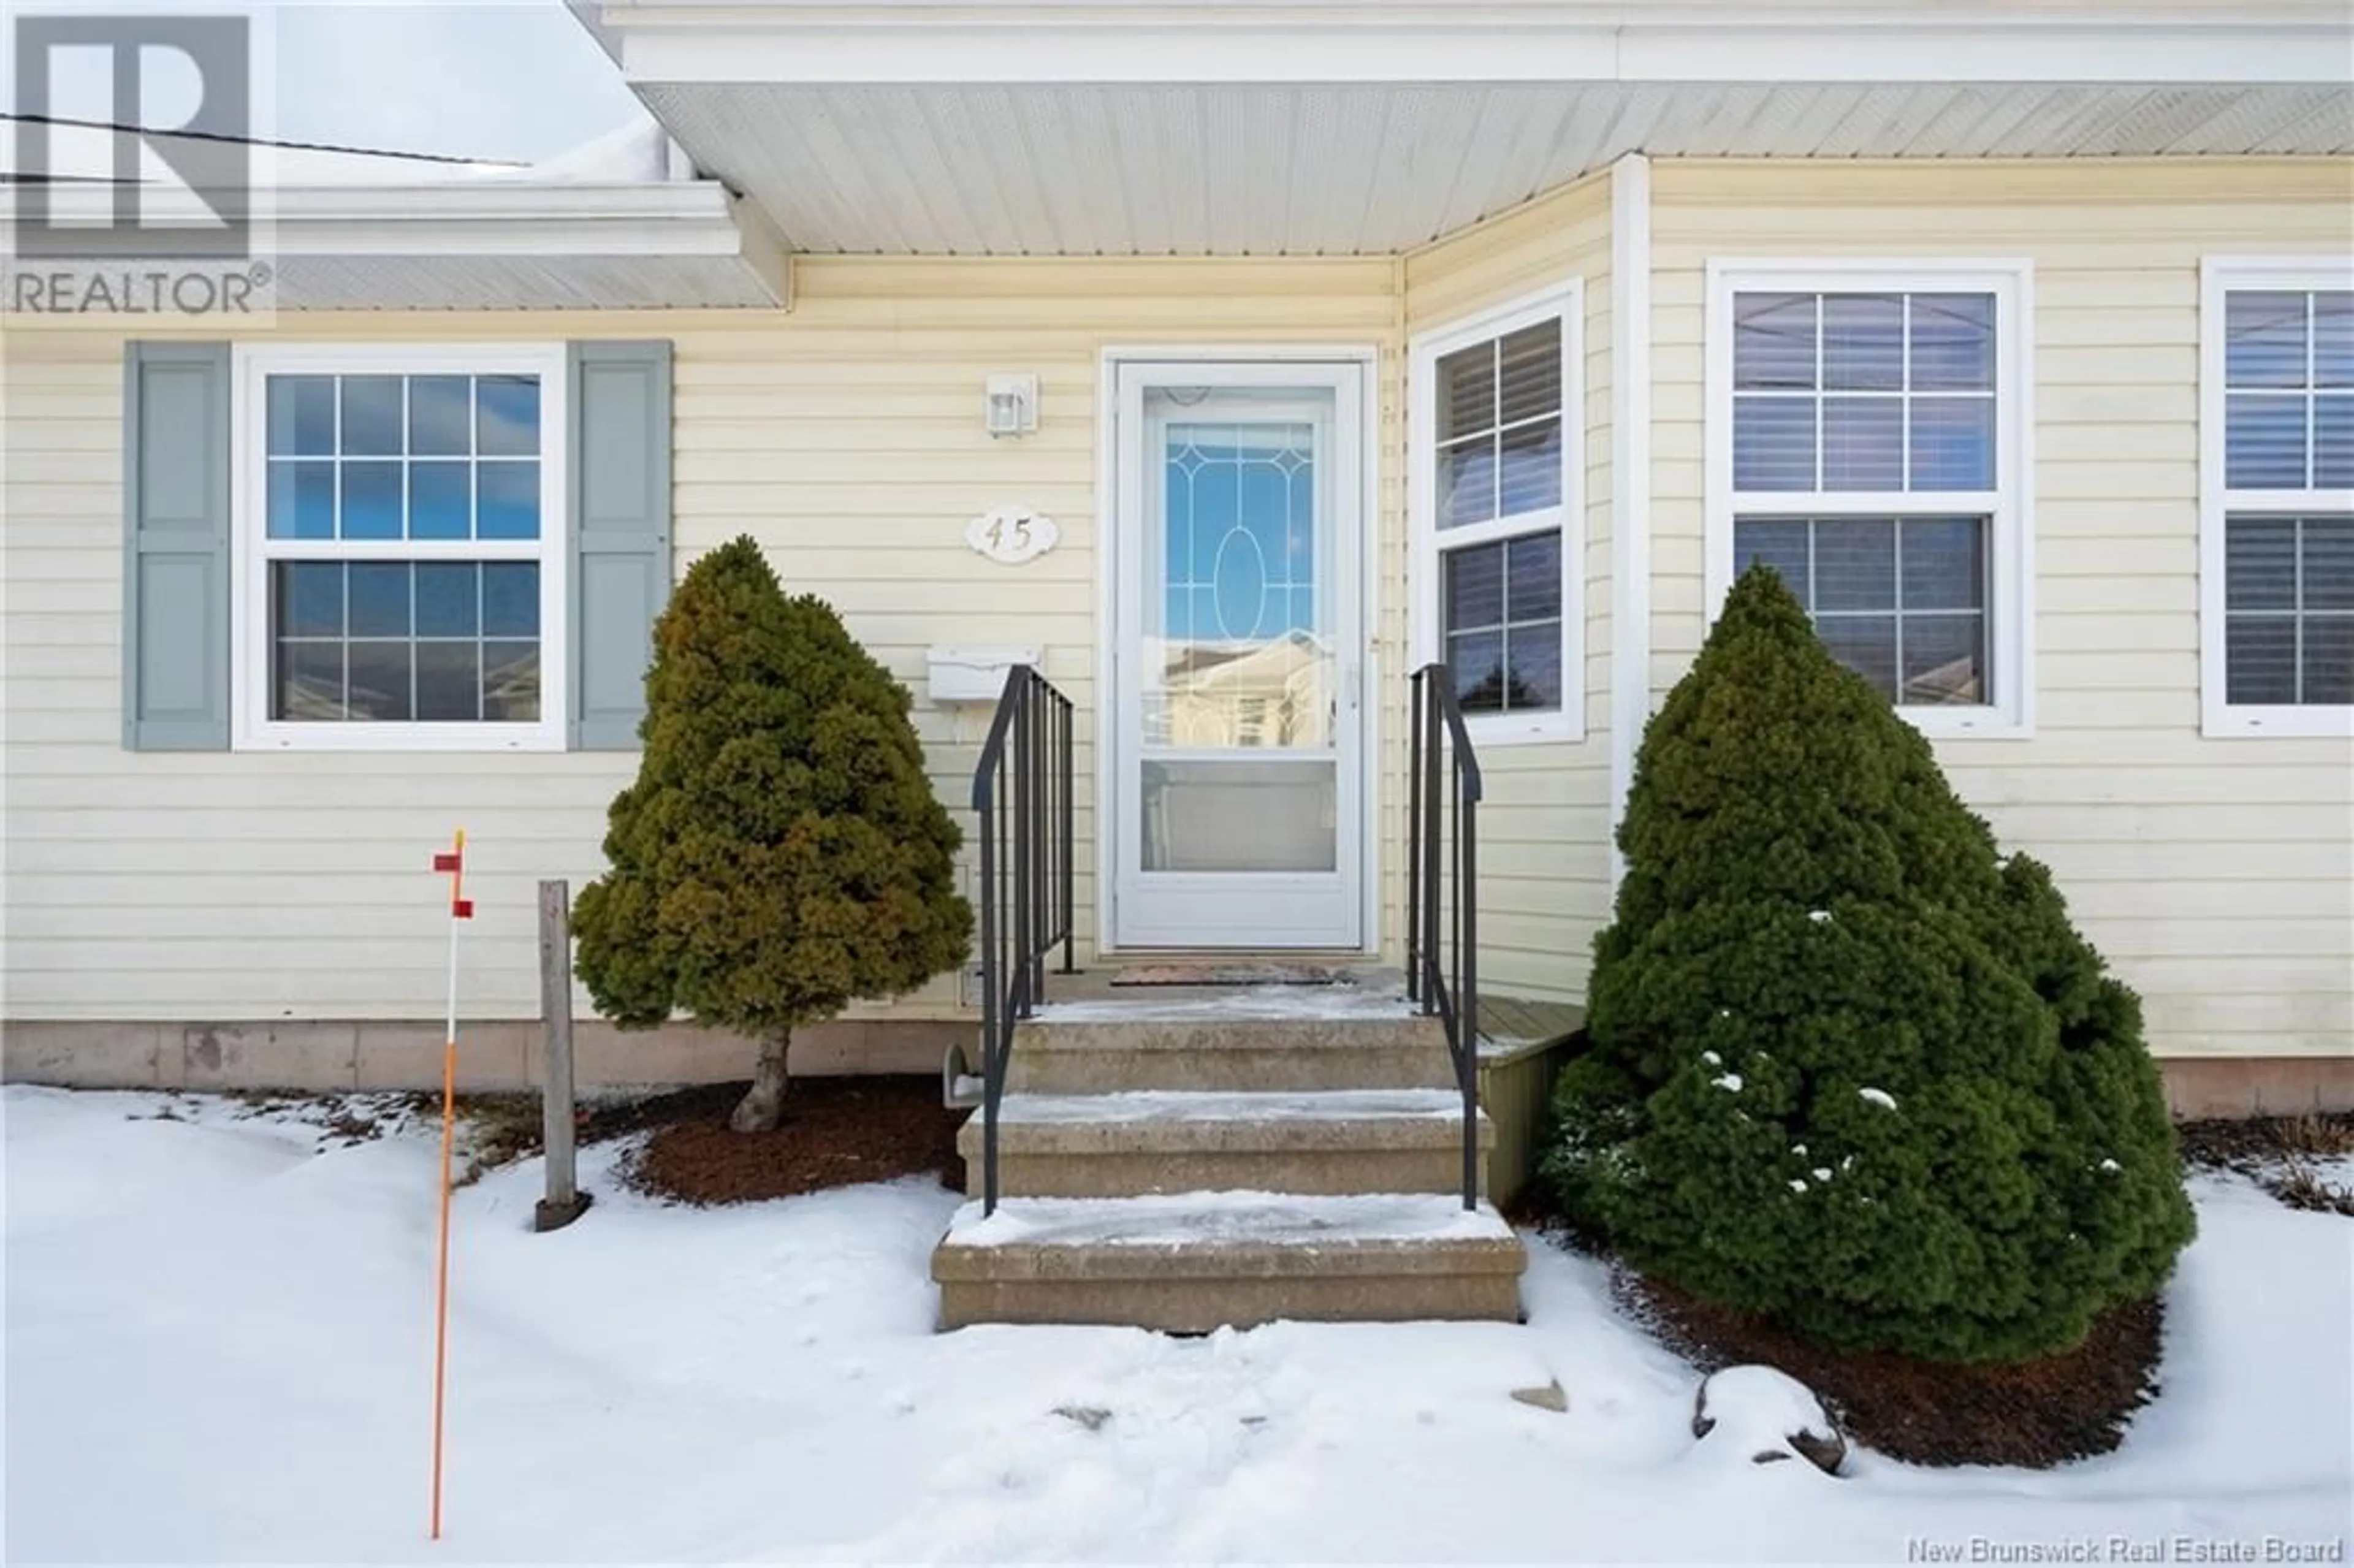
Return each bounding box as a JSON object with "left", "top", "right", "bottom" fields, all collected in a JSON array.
[
  {"left": 1, "top": 259, "right": 1402, "bottom": 1022},
  {"left": 1402, "top": 172, "right": 1615, "bottom": 1003},
  {"left": 11, "top": 156, "right": 2346, "bottom": 1059},
  {"left": 1648, "top": 156, "right": 2354, "bottom": 1059}
]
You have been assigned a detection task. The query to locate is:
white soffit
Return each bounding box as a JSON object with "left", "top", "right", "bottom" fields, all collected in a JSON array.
[{"left": 638, "top": 81, "right": 2354, "bottom": 257}]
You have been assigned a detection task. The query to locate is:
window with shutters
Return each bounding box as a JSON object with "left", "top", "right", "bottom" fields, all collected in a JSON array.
[
  {"left": 2200, "top": 261, "right": 2354, "bottom": 737},
  {"left": 228, "top": 345, "right": 568, "bottom": 751},
  {"left": 1412, "top": 282, "right": 1582, "bottom": 744},
  {"left": 1705, "top": 262, "right": 2032, "bottom": 736}
]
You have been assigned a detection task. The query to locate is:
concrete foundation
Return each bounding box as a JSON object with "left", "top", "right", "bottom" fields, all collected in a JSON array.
[
  {"left": 2161, "top": 1055, "right": 2354, "bottom": 1119},
  {"left": 0, "top": 1016, "right": 960, "bottom": 1092},
  {"left": 2, "top": 1016, "right": 2342, "bottom": 1119}
]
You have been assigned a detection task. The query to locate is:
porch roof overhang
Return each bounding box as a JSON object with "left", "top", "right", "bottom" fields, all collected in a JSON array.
[
  {"left": 2, "top": 180, "right": 791, "bottom": 310},
  {"left": 575, "top": 1, "right": 2354, "bottom": 257}
]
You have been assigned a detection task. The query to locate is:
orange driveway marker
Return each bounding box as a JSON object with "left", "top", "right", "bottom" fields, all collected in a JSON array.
[{"left": 427, "top": 830, "right": 471, "bottom": 1541}]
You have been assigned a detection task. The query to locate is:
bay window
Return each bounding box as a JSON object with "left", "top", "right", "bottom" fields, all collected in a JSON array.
[
  {"left": 2201, "top": 262, "right": 2354, "bottom": 737},
  {"left": 1707, "top": 264, "right": 2030, "bottom": 734},
  {"left": 1413, "top": 283, "right": 1583, "bottom": 742}
]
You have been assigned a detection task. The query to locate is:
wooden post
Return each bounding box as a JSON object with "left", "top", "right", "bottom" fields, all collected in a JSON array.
[{"left": 533, "top": 879, "right": 590, "bottom": 1233}]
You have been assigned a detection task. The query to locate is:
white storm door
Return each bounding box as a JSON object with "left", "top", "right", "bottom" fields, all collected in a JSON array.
[{"left": 1110, "top": 361, "right": 1366, "bottom": 950}]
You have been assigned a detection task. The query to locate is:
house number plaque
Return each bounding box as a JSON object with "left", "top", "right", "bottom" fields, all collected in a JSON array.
[{"left": 966, "top": 506, "right": 1059, "bottom": 565}]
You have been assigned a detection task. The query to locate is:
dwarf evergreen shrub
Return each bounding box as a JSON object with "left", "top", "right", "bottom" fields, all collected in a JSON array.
[
  {"left": 1548, "top": 565, "right": 2193, "bottom": 1363},
  {"left": 573, "top": 536, "right": 970, "bottom": 1130}
]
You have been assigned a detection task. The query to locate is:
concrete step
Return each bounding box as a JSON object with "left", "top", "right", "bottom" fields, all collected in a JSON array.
[
  {"left": 1007, "top": 998, "right": 1458, "bottom": 1094},
  {"left": 956, "top": 1090, "right": 1491, "bottom": 1198},
  {"left": 932, "top": 1192, "right": 1526, "bottom": 1331}
]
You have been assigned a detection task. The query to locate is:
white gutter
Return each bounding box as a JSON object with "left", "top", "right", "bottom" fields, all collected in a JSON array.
[
  {"left": 0, "top": 179, "right": 791, "bottom": 306},
  {"left": 7, "top": 179, "right": 784, "bottom": 263},
  {"left": 590, "top": 1, "right": 2354, "bottom": 86},
  {"left": 1606, "top": 152, "right": 1651, "bottom": 900}
]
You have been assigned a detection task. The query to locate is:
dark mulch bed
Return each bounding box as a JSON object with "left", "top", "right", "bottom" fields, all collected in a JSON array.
[
  {"left": 620, "top": 1075, "right": 964, "bottom": 1205},
  {"left": 1605, "top": 1258, "right": 2165, "bottom": 1469},
  {"left": 2177, "top": 1109, "right": 2354, "bottom": 1166},
  {"left": 2178, "top": 1111, "right": 2354, "bottom": 1216}
]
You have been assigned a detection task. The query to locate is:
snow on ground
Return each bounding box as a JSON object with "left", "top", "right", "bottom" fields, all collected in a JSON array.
[{"left": 6, "top": 1086, "right": 2350, "bottom": 1565}]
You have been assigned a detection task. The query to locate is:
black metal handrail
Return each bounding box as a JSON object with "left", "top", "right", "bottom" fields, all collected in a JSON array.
[
  {"left": 1407, "top": 664, "right": 1484, "bottom": 1212},
  {"left": 971, "top": 664, "right": 1076, "bottom": 1216}
]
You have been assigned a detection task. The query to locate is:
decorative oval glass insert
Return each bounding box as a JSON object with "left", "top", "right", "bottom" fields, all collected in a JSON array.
[{"left": 1213, "top": 525, "right": 1269, "bottom": 640}]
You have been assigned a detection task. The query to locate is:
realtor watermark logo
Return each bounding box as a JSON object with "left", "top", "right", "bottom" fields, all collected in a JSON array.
[
  {"left": 5, "top": 11, "right": 276, "bottom": 315},
  {"left": 1907, "top": 1536, "right": 2345, "bottom": 1564}
]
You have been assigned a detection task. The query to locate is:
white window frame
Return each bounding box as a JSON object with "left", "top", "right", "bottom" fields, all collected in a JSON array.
[
  {"left": 1409, "top": 280, "right": 1585, "bottom": 747},
  {"left": 1704, "top": 258, "right": 2035, "bottom": 739},
  {"left": 2198, "top": 256, "right": 2354, "bottom": 740},
  {"left": 229, "top": 343, "right": 569, "bottom": 753}
]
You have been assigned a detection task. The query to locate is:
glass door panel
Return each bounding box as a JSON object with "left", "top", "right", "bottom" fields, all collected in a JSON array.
[
  {"left": 1140, "top": 390, "right": 1339, "bottom": 875},
  {"left": 1112, "top": 364, "right": 1365, "bottom": 950}
]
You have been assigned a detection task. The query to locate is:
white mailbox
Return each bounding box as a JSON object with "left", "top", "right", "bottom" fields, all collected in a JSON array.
[{"left": 926, "top": 647, "right": 1041, "bottom": 705}]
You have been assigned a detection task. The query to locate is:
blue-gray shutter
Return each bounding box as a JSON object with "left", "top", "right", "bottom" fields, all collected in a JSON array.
[
  {"left": 568, "top": 340, "right": 674, "bottom": 750},
  {"left": 122, "top": 341, "right": 231, "bottom": 750}
]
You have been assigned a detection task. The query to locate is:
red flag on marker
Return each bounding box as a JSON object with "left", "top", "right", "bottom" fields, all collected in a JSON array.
[{"left": 430, "top": 836, "right": 472, "bottom": 919}]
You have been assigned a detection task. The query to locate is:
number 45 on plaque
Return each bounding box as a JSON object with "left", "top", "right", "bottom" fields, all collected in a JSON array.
[{"left": 966, "top": 506, "right": 1059, "bottom": 566}]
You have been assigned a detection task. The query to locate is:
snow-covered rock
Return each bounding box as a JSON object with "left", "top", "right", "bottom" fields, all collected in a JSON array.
[
  {"left": 1690, "top": 1366, "right": 1848, "bottom": 1475},
  {"left": 1509, "top": 1379, "right": 1569, "bottom": 1413}
]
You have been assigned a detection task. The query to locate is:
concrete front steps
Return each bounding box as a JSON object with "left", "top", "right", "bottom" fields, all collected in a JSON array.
[
  {"left": 954, "top": 1089, "right": 1491, "bottom": 1198},
  {"left": 931, "top": 991, "right": 1528, "bottom": 1331},
  {"left": 932, "top": 1192, "right": 1525, "bottom": 1331},
  {"left": 1000, "top": 998, "right": 1462, "bottom": 1095}
]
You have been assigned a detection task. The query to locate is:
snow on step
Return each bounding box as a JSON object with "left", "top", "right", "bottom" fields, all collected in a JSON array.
[
  {"left": 943, "top": 1191, "right": 1514, "bottom": 1249},
  {"left": 1035, "top": 988, "right": 1421, "bottom": 1024},
  {"left": 989, "top": 1089, "right": 1470, "bottom": 1125},
  {"left": 931, "top": 1192, "right": 1528, "bottom": 1328}
]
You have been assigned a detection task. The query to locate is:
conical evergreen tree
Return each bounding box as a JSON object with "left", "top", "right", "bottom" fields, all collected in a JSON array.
[
  {"left": 1548, "top": 564, "right": 2193, "bottom": 1363},
  {"left": 573, "top": 536, "right": 970, "bottom": 1132}
]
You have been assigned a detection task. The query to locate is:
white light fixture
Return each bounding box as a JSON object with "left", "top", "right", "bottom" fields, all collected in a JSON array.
[{"left": 985, "top": 373, "right": 1038, "bottom": 438}]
